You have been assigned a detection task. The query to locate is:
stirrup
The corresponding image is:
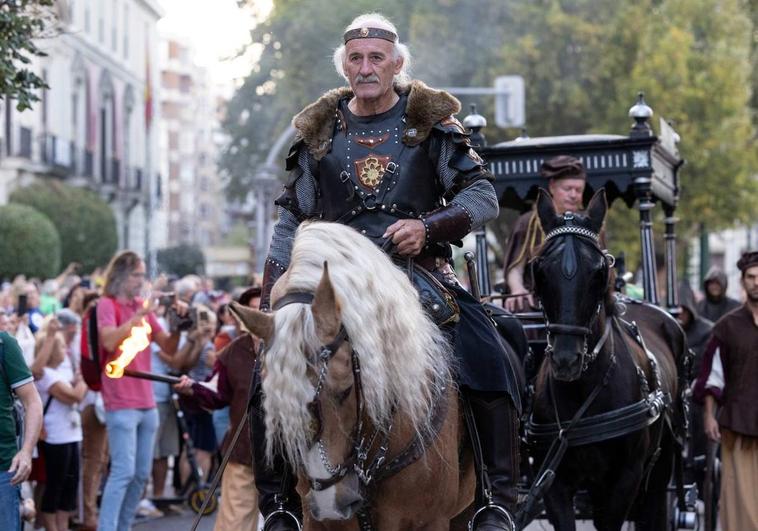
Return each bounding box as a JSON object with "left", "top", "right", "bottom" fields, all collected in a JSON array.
[
  {"left": 468, "top": 503, "right": 516, "bottom": 531},
  {"left": 263, "top": 506, "right": 302, "bottom": 531}
]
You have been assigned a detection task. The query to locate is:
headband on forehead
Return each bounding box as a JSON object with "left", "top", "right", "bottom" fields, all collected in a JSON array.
[{"left": 344, "top": 26, "right": 397, "bottom": 44}]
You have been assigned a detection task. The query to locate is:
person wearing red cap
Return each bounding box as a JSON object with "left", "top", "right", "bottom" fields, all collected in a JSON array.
[
  {"left": 693, "top": 250, "right": 758, "bottom": 530},
  {"left": 502, "top": 155, "right": 587, "bottom": 312}
]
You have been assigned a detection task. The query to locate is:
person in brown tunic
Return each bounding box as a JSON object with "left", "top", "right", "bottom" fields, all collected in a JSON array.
[
  {"left": 174, "top": 287, "right": 261, "bottom": 531},
  {"left": 502, "top": 155, "right": 587, "bottom": 312},
  {"left": 693, "top": 251, "right": 758, "bottom": 531}
]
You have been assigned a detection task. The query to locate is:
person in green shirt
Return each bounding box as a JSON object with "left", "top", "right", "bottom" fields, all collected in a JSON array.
[{"left": 0, "top": 331, "right": 43, "bottom": 531}]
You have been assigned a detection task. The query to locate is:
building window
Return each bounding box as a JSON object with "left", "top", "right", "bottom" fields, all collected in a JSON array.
[
  {"left": 84, "top": 4, "right": 90, "bottom": 32},
  {"left": 111, "top": 0, "right": 117, "bottom": 51},
  {"left": 98, "top": 3, "right": 104, "bottom": 43},
  {"left": 123, "top": 4, "right": 129, "bottom": 59}
]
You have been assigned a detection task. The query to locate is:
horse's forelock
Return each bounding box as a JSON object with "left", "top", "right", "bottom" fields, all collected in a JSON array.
[
  {"left": 262, "top": 304, "right": 320, "bottom": 466},
  {"left": 263, "top": 222, "right": 452, "bottom": 466}
]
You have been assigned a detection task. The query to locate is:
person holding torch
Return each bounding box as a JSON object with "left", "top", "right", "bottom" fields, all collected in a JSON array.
[{"left": 96, "top": 251, "right": 186, "bottom": 531}]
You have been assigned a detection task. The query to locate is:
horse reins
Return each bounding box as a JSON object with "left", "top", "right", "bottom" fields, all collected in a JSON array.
[
  {"left": 518, "top": 316, "right": 617, "bottom": 527},
  {"left": 271, "top": 290, "right": 451, "bottom": 531},
  {"left": 272, "top": 291, "right": 367, "bottom": 493}
]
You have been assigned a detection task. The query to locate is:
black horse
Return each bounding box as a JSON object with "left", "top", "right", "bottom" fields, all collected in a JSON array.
[{"left": 525, "top": 188, "right": 686, "bottom": 531}]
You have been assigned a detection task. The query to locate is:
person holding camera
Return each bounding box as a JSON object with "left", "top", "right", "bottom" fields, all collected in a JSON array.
[
  {"left": 174, "top": 302, "right": 218, "bottom": 487},
  {"left": 96, "top": 251, "right": 185, "bottom": 531},
  {"left": 33, "top": 315, "right": 87, "bottom": 531},
  {"left": 148, "top": 298, "right": 215, "bottom": 505}
]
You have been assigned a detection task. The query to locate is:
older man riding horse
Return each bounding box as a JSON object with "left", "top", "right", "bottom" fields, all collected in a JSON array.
[{"left": 248, "top": 12, "right": 524, "bottom": 531}]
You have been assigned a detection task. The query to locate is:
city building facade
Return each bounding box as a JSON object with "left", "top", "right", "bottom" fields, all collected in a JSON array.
[{"left": 0, "top": 0, "right": 163, "bottom": 258}]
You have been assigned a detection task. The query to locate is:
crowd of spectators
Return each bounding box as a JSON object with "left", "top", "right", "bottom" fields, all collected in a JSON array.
[{"left": 0, "top": 257, "right": 261, "bottom": 531}]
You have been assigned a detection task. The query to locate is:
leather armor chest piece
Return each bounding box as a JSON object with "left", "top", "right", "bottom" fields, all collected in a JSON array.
[{"left": 317, "top": 95, "right": 443, "bottom": 247}]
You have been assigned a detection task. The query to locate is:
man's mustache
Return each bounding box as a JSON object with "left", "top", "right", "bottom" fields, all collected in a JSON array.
[{"left": 355, "top": 74, "right": 380, "bottom": 83}]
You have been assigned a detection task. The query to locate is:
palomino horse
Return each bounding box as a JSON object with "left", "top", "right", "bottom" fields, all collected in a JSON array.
[
  {"left": 232, "top": 222, "right": 475, "bottom": 530},
  {"left": 525, "top": 189, "right": 685, "bottom": 531}
]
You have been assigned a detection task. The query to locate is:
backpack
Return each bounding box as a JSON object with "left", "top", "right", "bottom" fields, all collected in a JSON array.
[{"left": 80, "top": 297, "right": 120, "bottom": 391}]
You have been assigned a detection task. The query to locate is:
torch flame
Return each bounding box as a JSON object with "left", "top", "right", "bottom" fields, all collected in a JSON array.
[{"left": 105, "top": 318, "right": 152, "bottom": 379}]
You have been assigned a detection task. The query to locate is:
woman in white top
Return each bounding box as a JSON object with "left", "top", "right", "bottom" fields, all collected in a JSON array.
[{"left": 33, "top": 319, "right": 87, "bottom": 531}]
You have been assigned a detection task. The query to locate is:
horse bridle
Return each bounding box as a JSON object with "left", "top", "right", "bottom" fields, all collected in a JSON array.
[
  {"left": 271, "top": 291, "right": 383, "bottom": 494},
  {"left": 534, "top": 213, "right": 615, "bottom": 371}
]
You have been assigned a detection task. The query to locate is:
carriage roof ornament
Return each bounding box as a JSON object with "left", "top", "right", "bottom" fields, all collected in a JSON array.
[{"left": 628, "top": 92, "right": 653, "bottom": 138}]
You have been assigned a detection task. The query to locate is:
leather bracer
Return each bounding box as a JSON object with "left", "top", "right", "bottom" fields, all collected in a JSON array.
[
  {"left": 260, "top": 258, "right": 287, "bottom": 312},
  {"left": 421, "top": 203, "right": 473, "bottom": 246}
]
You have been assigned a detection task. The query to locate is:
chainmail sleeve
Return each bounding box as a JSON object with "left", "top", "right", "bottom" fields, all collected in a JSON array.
[
  {"left": 436, "top": 136, "right": 499, "bottom": 229},
  {"left": 267, "top": 149, "right": 318, "bottom": 268}
]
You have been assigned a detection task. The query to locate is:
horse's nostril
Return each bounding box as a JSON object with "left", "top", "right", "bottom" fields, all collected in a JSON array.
[{"left": 339, "top": 498, "right": 364, "bottom": 519}]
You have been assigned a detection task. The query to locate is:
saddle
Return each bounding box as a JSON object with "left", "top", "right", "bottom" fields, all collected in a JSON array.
[{"left": 393, "top": 256, "right": 460, "bottom": 327}]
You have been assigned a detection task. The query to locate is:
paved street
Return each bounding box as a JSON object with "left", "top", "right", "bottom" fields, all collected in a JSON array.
[{"left": 131, "top": 509, "right": 710, "bottom": 530}]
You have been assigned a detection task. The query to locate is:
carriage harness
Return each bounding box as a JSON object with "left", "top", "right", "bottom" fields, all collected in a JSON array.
[
  {"left": 268, "top": 290, "right": 451, "bottom": 531},
  {"left": 517, "top": 220, "right": 676, "bottom": 527}
]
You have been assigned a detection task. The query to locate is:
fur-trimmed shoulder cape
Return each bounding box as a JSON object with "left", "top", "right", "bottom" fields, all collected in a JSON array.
[{"left": 292, "top": 80, "right": 461, "bottom": 160}]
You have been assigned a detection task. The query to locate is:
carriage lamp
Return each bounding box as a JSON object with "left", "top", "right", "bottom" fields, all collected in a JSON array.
[
  {"left": 463, "top": 104, "right": 487, "bottom": 147},
  {"left": 628, "top": 92, "right": 653, "bottom": 137}
]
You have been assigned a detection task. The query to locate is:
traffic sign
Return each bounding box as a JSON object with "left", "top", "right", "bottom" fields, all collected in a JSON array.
[{"left": 494, "top": 75, "right": 525, "bottom": 128}]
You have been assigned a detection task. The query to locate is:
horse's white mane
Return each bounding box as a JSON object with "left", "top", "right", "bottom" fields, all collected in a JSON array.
[{"left": 262, "top": 222, "right": 452, "bottom": 466}]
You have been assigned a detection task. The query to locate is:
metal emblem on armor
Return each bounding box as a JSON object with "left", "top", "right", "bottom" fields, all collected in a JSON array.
[
  {"left": 354, "top": 132, "right": 390, "bottom": 148},
  {"left": 354, "top": 154, "right": 392, "bottom": 189}
]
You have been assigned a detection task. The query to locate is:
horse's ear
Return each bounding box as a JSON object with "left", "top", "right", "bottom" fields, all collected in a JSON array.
[
  {"left": 312, "top": 262, "right": 341, "bottom": 339},
  {"left": 228, "top": 301, "right": 274, "bottom": 343},
  {"left": 536, "top": 187, "right": 559, "bottom": 233},
  {"left": 585, "top": 188, "right": 608, "bottom": 233}
]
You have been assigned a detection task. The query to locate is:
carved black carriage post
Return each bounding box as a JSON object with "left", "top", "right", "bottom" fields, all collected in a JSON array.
[
  {"left": 463, "top": 104, "right": 492, "bottom": 297},
  {"left": 465, "top": 93, "right": 683, "bottom": 309}
]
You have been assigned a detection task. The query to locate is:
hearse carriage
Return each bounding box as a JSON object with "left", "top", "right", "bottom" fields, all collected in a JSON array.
[{"left": 461, "top": 93, "right": 718, "bottom": 530}]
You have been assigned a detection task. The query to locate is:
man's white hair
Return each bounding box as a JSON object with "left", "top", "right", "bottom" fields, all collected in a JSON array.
[{"left": 332, "top": 13, "right": 412, "bottom": 86}]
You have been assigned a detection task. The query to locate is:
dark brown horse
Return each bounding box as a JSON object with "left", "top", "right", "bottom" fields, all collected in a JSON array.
[{"left": 525, "top": 188, "right": 685, "bottom": 531}]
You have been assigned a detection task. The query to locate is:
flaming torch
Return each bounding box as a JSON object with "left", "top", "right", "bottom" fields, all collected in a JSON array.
[{"left": 104, "top": 316, "right": 152, "bottom": 379}]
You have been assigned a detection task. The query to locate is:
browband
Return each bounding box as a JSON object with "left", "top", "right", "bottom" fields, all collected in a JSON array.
[
  {"left": 344, "top": 27, "right": 397, "bottom": 43},
  {"left": 544, "top": 225, "right": 600, "bottom": 244},
  {"left": 272, "top": 291, "right": 314, "bottom": 311}
]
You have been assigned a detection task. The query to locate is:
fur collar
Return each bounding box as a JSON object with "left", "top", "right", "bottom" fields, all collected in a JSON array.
[{"left": 292, "top": 80, "right": 460, "bottom": 160}]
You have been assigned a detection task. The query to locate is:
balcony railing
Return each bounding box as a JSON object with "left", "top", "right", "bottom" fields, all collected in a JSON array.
[{"left": 40, "top": 134, "right": 73, "bottom": 175}]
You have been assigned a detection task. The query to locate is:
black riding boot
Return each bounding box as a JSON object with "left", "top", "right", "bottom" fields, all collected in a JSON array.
[
  {"left": 467, "top": 391, "right": 518, "bottom": 531},
  {"left": 250, "top": 364, "right": 302, "bottom": 531}
]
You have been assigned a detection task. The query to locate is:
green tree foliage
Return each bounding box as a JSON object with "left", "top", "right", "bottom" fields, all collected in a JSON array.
[
  {"left": 0, "top": 203, "right": 60, "bottom": 279},
  {"left": 157, "top": 244, "right": 206, "bottom": 277},
  {"left": 227, "top": 0, "right": 756, "bottom": 273},
  {"left": 10, "top": 181, "right": 118, "bottom": 273},
  {"left": 0, "top": 0, "right": 55, "bottom": 111}
]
